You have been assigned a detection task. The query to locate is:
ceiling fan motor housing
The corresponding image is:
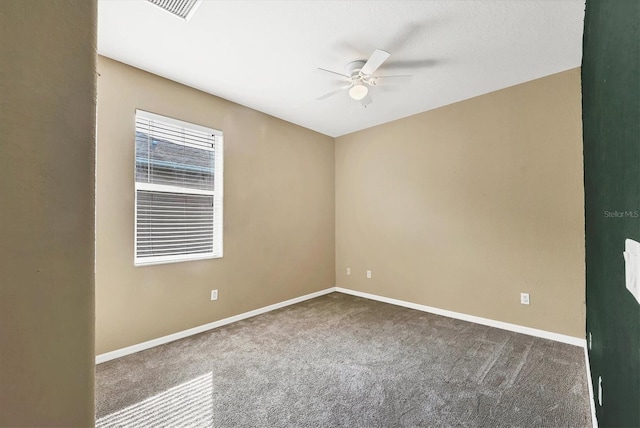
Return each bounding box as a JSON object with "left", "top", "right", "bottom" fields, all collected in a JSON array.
[{"left": 346, "top": 60, "right": 367, "bottom": 78}]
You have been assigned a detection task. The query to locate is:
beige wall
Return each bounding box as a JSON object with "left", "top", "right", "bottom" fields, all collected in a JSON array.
[
  {"left": 335, "top": 68, "right": 585, "bottom": 337},
  {"left": 96, "top": 57, "right": 335, "bottom": 354},
  {"left": 96, "top": 58, "right": 583, "bottom": 354},
  {"left": 0, "top": 1, "right": 96, "bottom": 426}
]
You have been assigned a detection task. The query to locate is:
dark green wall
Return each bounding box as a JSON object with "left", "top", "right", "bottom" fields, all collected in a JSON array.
[{"left": 582, "top": 0, "right": 640, "bottom": 426}]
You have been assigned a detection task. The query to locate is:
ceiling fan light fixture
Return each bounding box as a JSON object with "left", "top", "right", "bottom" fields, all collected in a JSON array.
[{"left": 349, "top": 84, "right": 368, "bottom": 100}]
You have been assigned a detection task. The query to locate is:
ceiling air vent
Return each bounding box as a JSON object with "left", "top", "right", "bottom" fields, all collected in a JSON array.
[{"left": 147, "top": 0, "right": 203, "bottom": 21}]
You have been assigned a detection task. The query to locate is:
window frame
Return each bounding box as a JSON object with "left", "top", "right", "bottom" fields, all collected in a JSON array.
[{"left": 134, "top": 109, "right": 223, "bottom": 266}]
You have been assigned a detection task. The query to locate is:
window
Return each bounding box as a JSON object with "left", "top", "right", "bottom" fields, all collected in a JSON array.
[{"left": 134, "top": 110, "right": 223, "bottom": 265}]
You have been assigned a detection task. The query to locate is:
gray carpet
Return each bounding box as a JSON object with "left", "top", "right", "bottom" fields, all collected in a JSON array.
[{"left": 96, "top": 292, "right": 592, "bottom": 427}]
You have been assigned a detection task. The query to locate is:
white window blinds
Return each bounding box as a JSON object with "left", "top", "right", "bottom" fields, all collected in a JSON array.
[{"left": 134, "top": 110, "right": 223, "bottom": 265}]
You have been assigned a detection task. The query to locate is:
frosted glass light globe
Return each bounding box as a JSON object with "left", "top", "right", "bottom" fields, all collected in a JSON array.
[{"left": 349, "top": 84, "right": 368, "bottom": 100}]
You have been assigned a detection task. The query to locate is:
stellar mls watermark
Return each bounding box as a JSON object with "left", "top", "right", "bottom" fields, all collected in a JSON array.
[{"left": 603, "top": 210, "right": 639, "bottom": 218}]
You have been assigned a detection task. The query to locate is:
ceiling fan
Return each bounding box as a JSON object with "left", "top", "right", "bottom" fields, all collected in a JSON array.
[{"left": 316, "top": 49, "right": 411, "bottom": 107}]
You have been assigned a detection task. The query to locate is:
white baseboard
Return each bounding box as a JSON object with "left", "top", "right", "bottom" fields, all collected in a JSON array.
[
  {"left": 96, "top": 287, "right": 335, "bottom": 364},
  {"left": 98, "top": 285, "right": 586, "bottom": 365},
  {"left": 335, "top": 287, "right": 586, "bottom": 347},
  {"left": 584, "top": 346, "right": 599, "bottom": 428}
]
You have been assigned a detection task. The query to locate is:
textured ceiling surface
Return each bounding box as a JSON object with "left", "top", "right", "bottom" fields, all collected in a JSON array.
[{"left": 98, "top": 0, "right": 585, "bottom": 137}]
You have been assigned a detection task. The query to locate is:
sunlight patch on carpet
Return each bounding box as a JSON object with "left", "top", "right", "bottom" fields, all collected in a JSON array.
[{"left": 96, "top": 372, "right": 213, "bottom": 427}]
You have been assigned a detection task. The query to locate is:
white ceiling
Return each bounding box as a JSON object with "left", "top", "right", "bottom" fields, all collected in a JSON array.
[{"left": 97, "top": 0, "right": 585, "bottom": 137}]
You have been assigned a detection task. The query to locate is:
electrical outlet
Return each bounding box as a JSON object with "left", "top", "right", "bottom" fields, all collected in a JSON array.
[
  {"left": 366, "top": 270, "right": 372, "bottom": 279},
  {"left": 520, "top": 293, "right": 530, "bottom": 305},
  {"left": 346, "top": 267, "right": 351, "bottom": 275},
  {"left": 588, "top": 332, "right": 592, "bottom": 350},
  {"left": 211, "top": 289, "right": 218, "bottom": 301}
]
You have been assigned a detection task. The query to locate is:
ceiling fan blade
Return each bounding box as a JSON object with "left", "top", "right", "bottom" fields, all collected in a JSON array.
[
  {"left": 317, "top": 68, "right": 350, "bottom": 79},
  {"left": 373, "top": 74, "right": 413, "bottom": 85},
  {"left": 361, "top": 49, "right": 390, "bottom": 76},
  {"left": 360, "top": 92, "right": 373, "bottom": 107},
  {"left": 316, "top": 85, "right": 350, "bottom": 101}
]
